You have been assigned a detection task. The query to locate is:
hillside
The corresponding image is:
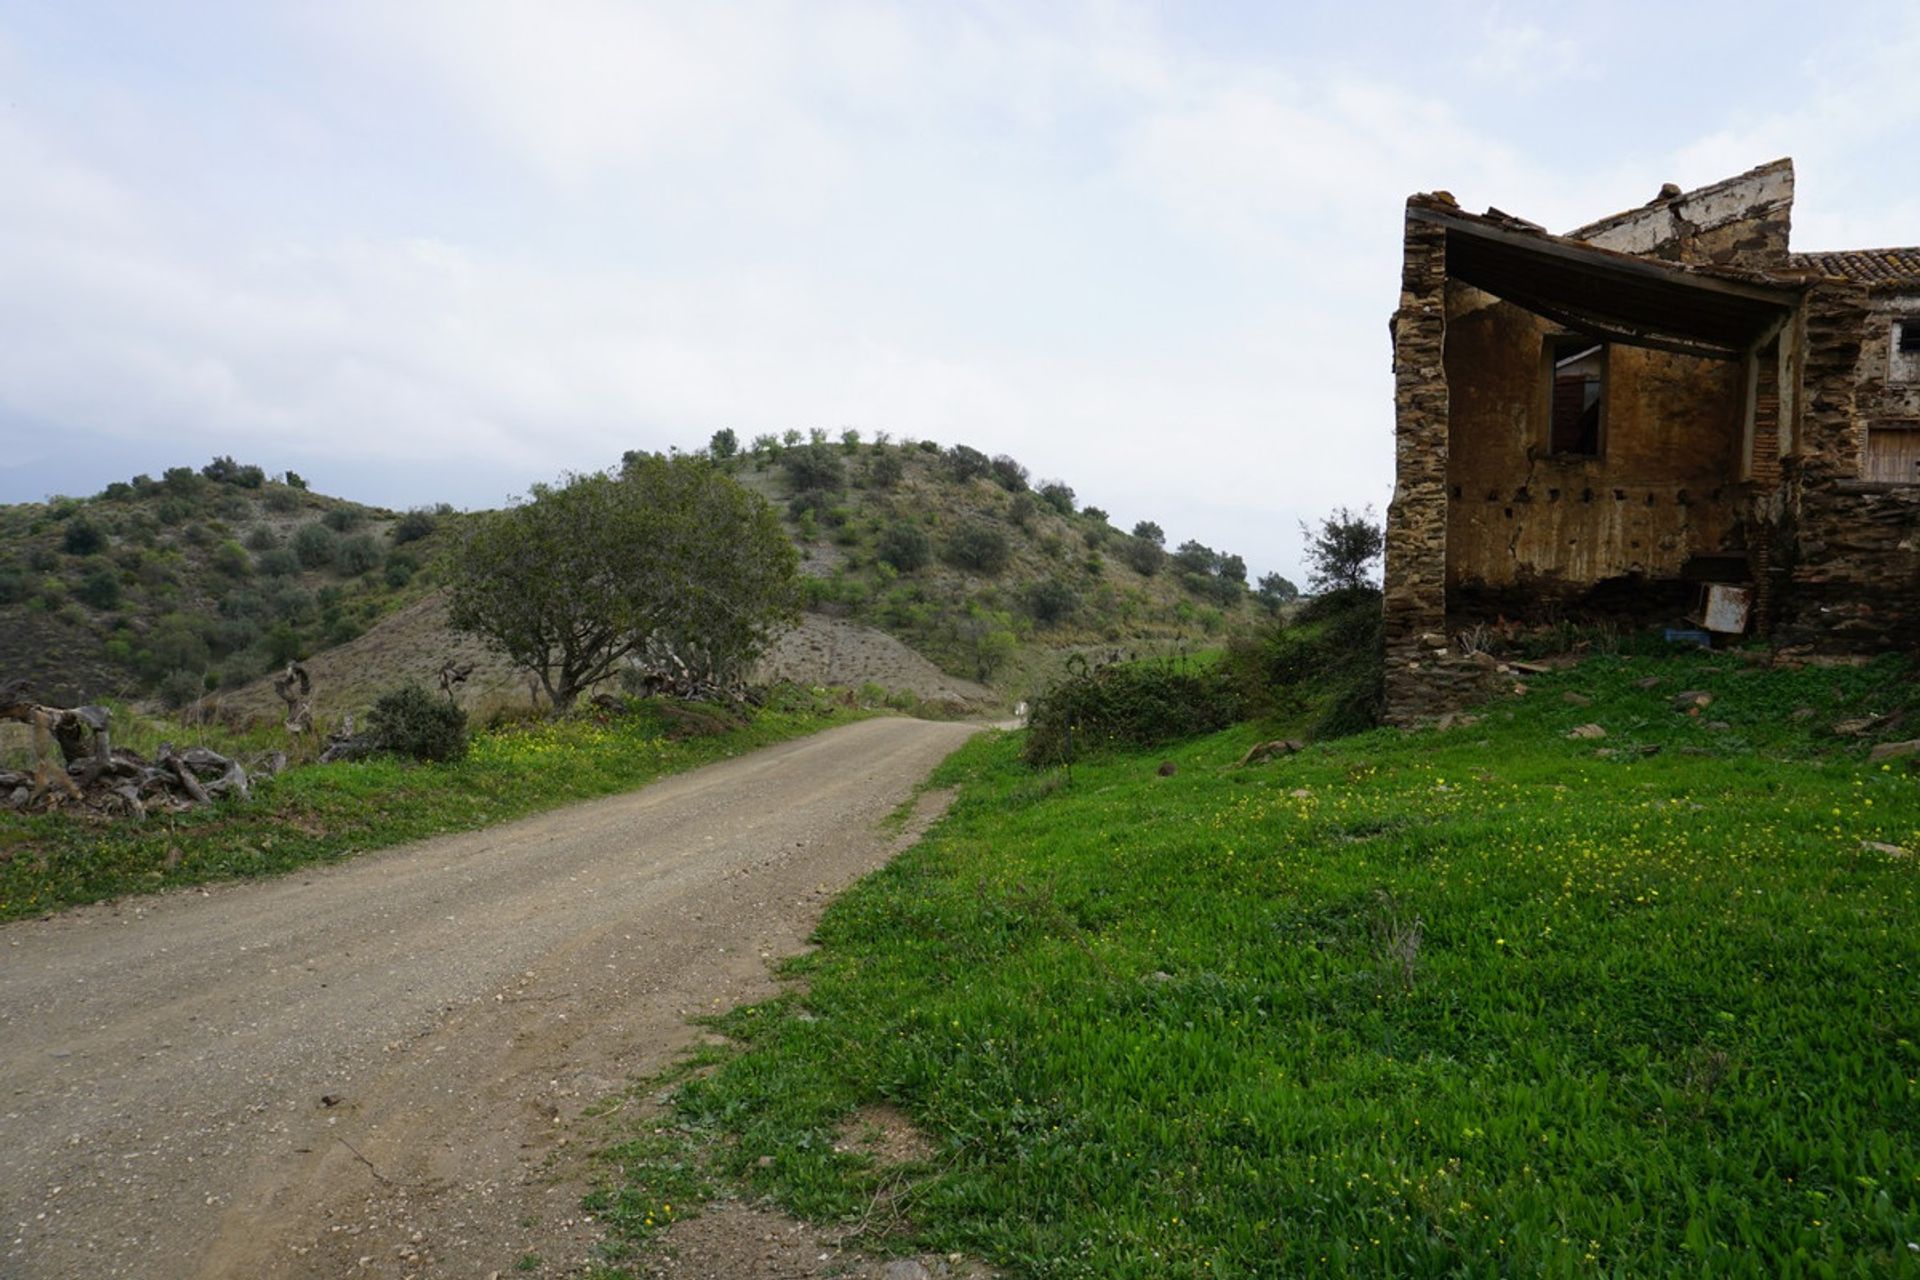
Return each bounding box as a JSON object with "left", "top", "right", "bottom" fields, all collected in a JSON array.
[
  {"left": 722, "top": 432, "right": 1257, "bottom": 684},
  {"left": 0, "top": 438, "right": 1259, "bottom": 720},
  {"left": 0, "top": 460, "right": 458, "bottom": 708}
]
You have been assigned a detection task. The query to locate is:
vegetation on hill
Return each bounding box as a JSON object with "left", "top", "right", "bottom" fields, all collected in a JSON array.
[
  {"left": 600, "top": 651, "right": 1920, "bottom": 1276},
  {"left": 0, "top": 436, "right": 1256, "bottom": 715},
  {"left": 0, "top": 459, "right": 456, "bottom": 706},
  {"left": 712, "top": 430, "right": 1257, "bottom": 684}
]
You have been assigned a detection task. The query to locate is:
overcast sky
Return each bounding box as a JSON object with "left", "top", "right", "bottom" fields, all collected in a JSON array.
[{"left": 2, "top": 2, "right": 1917, "bottom": 581}]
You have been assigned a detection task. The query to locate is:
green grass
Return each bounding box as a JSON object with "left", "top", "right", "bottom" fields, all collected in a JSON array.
[
  {"left": 612, "top": 653, "right": 1920, "bottom": 1277},
  {"left": 0, "top": 693, "right": 868, "bottom": 921}
]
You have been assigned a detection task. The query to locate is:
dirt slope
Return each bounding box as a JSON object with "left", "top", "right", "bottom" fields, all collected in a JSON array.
[{"left": 0, "top": 716, "right": 979, "bottom": 1279}]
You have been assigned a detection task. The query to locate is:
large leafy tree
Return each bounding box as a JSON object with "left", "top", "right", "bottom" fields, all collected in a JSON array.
[{"left": 449, "top": 454, "right": 799, "bottom": 710}]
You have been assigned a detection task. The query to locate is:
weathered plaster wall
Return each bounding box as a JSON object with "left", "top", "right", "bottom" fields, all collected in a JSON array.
[
  {"left": 1441, "top": 283, "right": 1748, "bottom": 615},
  {"left": 1573, "top": 159, "right": 1793, "bottom": 270}
]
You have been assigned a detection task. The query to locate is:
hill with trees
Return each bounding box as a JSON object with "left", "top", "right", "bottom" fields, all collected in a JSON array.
[{"left": 0, "top": 436, "right": 1270, "bottom": 716}]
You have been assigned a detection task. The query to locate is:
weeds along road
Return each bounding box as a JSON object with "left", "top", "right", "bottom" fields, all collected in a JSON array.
[{"left": 0, "top": 715, "right": 980, "bottom": 1280}]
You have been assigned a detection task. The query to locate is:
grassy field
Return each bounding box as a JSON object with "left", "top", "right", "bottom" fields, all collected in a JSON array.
[
  {"left": 604, "top": 653, "right": 1920, "bottom": 1277},
  {"left": 0, "top": 692, "right": 867, "bottom": 922}
]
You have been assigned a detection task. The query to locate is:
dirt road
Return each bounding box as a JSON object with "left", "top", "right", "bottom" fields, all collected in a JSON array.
[{"left": 1, "top": 716, "right": 979, "bottom": 1279}]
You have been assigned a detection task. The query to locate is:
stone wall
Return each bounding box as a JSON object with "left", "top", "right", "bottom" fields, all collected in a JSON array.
[
  {"left": 1781, "top": 281, "right": 1920, "bottom": 647},
  {"left": 1381, "top": 204, "right": 1452, "bottom": 723}
]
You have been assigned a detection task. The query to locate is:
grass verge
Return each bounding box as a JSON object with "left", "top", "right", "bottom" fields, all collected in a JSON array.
[
  {"left": 604, "top": 652, "right": 1920, "bottom": 1277},
  {"left": 0, "top": 691, "right": 869, "bottom": 922}
]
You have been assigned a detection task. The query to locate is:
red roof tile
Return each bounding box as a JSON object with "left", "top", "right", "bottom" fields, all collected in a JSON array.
[{"left": 1790, "top": 248, "right": 1920, "bottom": 286}]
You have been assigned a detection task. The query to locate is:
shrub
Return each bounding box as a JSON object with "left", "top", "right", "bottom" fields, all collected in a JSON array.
[
  {"left": 257, "top": 547, "right": 299, "bottom": 577},
  {"left": 1008, "top": 492, "right": 1038, "bottom": 528},
  {"left": 264, "top": 486, "right": 302, "bottom": 513},
  {"left": 202, "top": 455, "right": 265, "bottom": 487},
  {"left": 1224, "top": 586, "right": 1383, "bottom": 738},
  {"left": 1121, "top": 537, "right": 1164, "bottom": 576},
  {"left": 367, "top": 684, "right": 469, "bottom": 763},
  {"left": 211, "top": 540, "right": 252, "bottom": 578},
  {"left": 391, "top": 508, "right": 438, "bottom": 544},
  {"left": 877, "top": 522, "right": 932, "bottom": 572},
  {"left": 1026, "top": 578, "right": 1079, "bottom": 626},
  {"left": 710, "top": 427, "right": 739, "bottom": 460},
  {"left": 865, "top": 450, "right": 904, "bottom": 489},
  {"left": 322, "top": 506, "right": 364, "bottom": 532},
  {"left": 0, "top": 568, "right": 24, "bottom": 605},
  {"left": 283, "top": 470, "right": 308, "bottom": 490},
  {"left": 1131, "top": 520, "right": 1164, "bottom": 546},
  {"left": 944, "top": 521, "right": 1011, "bottom": 574},
  {"left": 783, "top": 443, "right": 845, "bottom": 493},
  {"left": 244, "top": 524, "right": 280, "bottom": 552},
  {"left": 77, "top": 565, "right": 122, "bottom": 609},
  {"left": 157, "top": 668, "right": 204, "bottom": 710},
  {"left": 839, "top": 428, "right": 861, "bottom": 454},
  {"left": 990, "top": 454, "right": 1029, "bottom": 491},
  {"left": 333, "top": 533, "right": 381, "bottom": 576},
  {"left": 946, "top": 444, "right": 992, "bottom": 483},
  {"left": 1038, "top": 481, "right": 1075, "bottom": 515},
  {"left": 384, "top": 550, "right": 420, "bottom": 587},
  {"left": 63, "top": 517, "right": 105, "bottom": 556},
  {"left": 1081, "top": 506, "right": 1108, "bottom": 524},
  {"left": 291, "top": 522, "right": 337, "bottom": 568},
  {"left": 1025, "top": 658, "right": 1243, "bottom": 766}
]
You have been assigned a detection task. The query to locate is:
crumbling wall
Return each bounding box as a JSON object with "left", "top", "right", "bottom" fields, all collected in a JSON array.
[
  {"left": 1381, "top": 208, "right": 1453, "bottom": 722},
  {"left": 1571, "top": 159, "right": 1793, "bottom": 270},
  {"left": 1441, "top": 283, "right": 1749, "bottom": 620},
  {"left": 1783, "top": 281, "right": 1920, "bottom": 647}
]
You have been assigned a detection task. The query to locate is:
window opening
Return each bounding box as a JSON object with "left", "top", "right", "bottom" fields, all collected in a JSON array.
[{"left": 1548, "top": 338, "right": 1605, "bottom": 457}]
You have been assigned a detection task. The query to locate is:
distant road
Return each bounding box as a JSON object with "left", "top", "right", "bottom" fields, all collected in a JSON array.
[{"left": 0, "top": 716, "right": 979, "bottom": 1279}]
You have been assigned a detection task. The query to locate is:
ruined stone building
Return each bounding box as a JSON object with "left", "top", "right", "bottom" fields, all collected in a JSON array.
[{"left": 1382, "top": 159, "right": 1920, "bottom": 722}]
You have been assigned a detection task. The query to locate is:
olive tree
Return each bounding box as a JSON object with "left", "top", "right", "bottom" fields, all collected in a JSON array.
[{"left": 448, "top": 455, "right": 799, "bottom": 710}]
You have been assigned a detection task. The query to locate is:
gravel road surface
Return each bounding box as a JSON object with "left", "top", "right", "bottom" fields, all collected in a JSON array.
[{"left": 1, "top": 716, "right": 979, "bottom": 1279}]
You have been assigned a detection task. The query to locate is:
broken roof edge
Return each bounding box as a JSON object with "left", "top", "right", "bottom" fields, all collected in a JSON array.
[
  {"left": 1403, "top": 199, "right": 1806, "bottom": 298},
  {"left": 1564, "top": 157, "right": 1795, "bottom": 242}
]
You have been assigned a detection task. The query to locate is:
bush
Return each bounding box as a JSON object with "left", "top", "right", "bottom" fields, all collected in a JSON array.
[
  {"left": 291, "top": 522, "right": 337, "bottom": 568},
  {"left": 201, "top": 455, "right": 265, "bottom": 488},
  {"left": 1025, "top": 658, "right": 1243, "bottom": 766},
  {"left": 1038, "top": 481, "right": 1075, "bottom": 515},
  {"left": 264, "top": 486, "right": 302, "bottom": 513},
  {"left": 877, "top": 522, "right": 932, "bottom": 572},
  {"left": 63, "top": 517, "right": 105, "bottom": 556},
  {"left": 946, "top": 444, "right": 992, "bottom": 483},
  {"left": 333, "top": 533, "right": 381, "bottom": 576},
  {"left": 211, "top": 540, "right": 252, "bottom": 578},
  {"left": 990, "top": 454, "right": 1029, "bottom": 491},
  {"left": 367, "top": 684, "right": 469, "bottom": 763},
  {"left": 864, "top": 450, "right": 904, "bottom": 489},
  {"left": 322, "top": 506, "right": 364, "bottom": 532},
  {"left": 944, "top": 521, "right": 1011, "bottom": 574},
  {"left": 77, "top": 565, "right": 122, "bottom": 609},
  {"left": 244, "top": 524, "right": 280, "bottom": 552},
  {"left": 783, "top": 443, "right": 845, "bottom": 493},
  {"left": 1121, "top": 537, "right": 1164, "bottom": 576},
  {"left": 391, "top": 508, "right": 438, "bottom": 543},
  {"left": 0, "top": 568, "right": 24, "bottom": 605},
  {"left": 257, "top": 547, "right": 299, "bottom": 577},
  {"left": 384, "top": 550, "right": 420, "bottom": 587},
  {"left": 1131, "top": 520, "right": 1164, "bottom": 546},
  {"left": 1224, "top": 586, "right": 1383, "bottom": 739},
  {"left": 157, "top": 668, "right": 204, "bottom": 710},
  {"left": 1026, "top": 577, "right": 1079, "bottom": 626},
  {"left": 709, "top": 428, "right": 739, "bottom": 460}
]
